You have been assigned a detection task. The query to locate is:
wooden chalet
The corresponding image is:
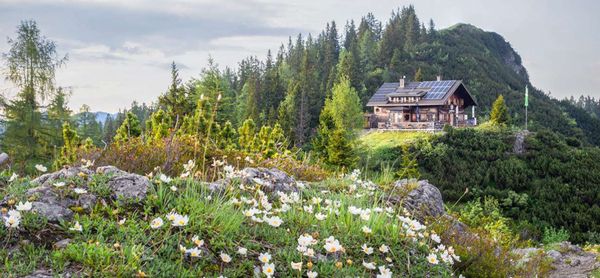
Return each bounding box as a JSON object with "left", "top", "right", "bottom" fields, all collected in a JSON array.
[{"left": 365, "top": 76, "right": 478, "bottom": 130}]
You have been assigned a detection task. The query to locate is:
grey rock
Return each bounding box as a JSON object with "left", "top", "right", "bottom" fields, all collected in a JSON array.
[
  {"left": 23, "top": 269, "right": 54, "bottom": 278},
  {"left": 513, "top": 130, "right": 530, "bottom": 154},
  {"left": 240, "top": 167, "right": 298, "bottom": 194},
  {"left": 32, "top": 166, "right": 93, "bottom": 186},
  {"left": 0, "top": 152, "right": 9, "bottom": 166},
  {"left": 392, "top": 179, "right": 445, "bottom": 218},
  {"left": 547, "top": 250, "right": 562, "bottom": 261},
  {"left": 96, "top": 165, "right": 128, "bottom": 176},
  {"left": 53, "top": 238, "right": 71, "bottom": 249},
  {"left": 108, "top": 173, "right": 150, "bottom": 202},
  {"left": 31, "top": 201, "right": 74, "bottom": 222}
]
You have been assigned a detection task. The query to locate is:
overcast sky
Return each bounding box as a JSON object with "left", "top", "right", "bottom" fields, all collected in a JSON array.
[{"left": 0, "top": 0, "right": 598, "bottom": 112}]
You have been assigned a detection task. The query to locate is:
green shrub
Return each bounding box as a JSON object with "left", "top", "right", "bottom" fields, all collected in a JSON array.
[{"left": 542, "top": 227, "right": 570, "bottom": 245}]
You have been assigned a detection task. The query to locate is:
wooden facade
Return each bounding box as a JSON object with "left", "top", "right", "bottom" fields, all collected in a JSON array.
[{"left": 365, "top": 78, "right": 477, "bottom": 130}]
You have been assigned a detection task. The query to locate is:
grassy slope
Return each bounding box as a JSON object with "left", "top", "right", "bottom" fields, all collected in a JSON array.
[
  {"left": 359, "top": 131, "right": 433, "bottom": 153},
  {"left": 0, "top": 169, "right": 455, "bottom": 277}
]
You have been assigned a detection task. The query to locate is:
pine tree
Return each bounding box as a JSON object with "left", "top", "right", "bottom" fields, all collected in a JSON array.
[
  {"left": 218, "top": 121, "right": 237, "bottom": 150},
  {"left": 414, "top": 68, "right": 423, "bottom": 82},
  {"left": 238, "top": 119, "right": 257, "bottom": 152},
  {"left": 114, "top": 112, "right": 142, "bottom": 142},
  {"left": 53, "top": 122, "right": 80, "bottom": 169},
  {"left": 146, "top": 109, "right": 171, "bottom": 141},
  {"left": 0, "top": 20, "right": 67, "bottom": 171},
  {"left": 397, "top": 144, "right": 420, "bottom": 180},
  {"left": 158, "top": 62, "right": 190, "bottom": 123},
  {"left": 490, "top": 95, "right": 510, "bottom": 125},
  {"left": 325, "top": 127, "right": 358, "bottom": 169}
]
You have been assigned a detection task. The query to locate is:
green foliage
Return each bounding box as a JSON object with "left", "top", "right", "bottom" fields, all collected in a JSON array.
[
  {"left": 490, "top": 95, "right": 510, "bottom": 126},
  {"left": 53, "top": 122, "right": 80, "bottom": 169},
  {"left": 542, "top": 227, "right": 570, "bottom": 245},
  {"left": 457, "top": 197, "right": 518, "bottom": 246},
  {"left": 397, "top": 144, "right": 420, "bottom": 180},
  {"left": 114, "top": 112, "right": 142, "bottom": 142},
  {"left": 146, "top": 109, "right": 171, "bottom": 141},
  {"left": 237, "top": 119, "right": 257, "bottom": 152}
]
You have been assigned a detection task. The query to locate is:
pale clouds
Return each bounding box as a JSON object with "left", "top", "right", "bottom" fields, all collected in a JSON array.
[{"left": 0, "top": 0, "right": 599, "bottom": 112}]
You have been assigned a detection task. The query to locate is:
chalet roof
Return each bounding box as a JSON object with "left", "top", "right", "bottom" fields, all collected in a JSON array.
[{"left": 366, "top": 80, "right": 478, "bottom": 107}]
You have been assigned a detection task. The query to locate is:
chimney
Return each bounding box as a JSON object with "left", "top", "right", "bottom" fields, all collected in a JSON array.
[
  {"left": 399, "top": 76, "right": 406, "bottom": 88},
  {"left": 436, "top": 75, "right": 442, "bottom": 81}
]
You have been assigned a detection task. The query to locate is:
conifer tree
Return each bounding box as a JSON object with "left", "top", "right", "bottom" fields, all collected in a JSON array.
[
  {"left": 238, "top": 119, "right": 257, "bottom": 152},
  {"left": 397, "top": 144, "right": 420, "bottom": 180},
  {"left": 114, "top": 112, "right": 142, "bottom": 142},
  {"left": 490, "top": 95, "right": 510, "bottom": 126},
  {"left": 146, "top": 109, "right": 171, "bottom": 141},
  {"left": 53, "top": 122, "right": 80, "bottom": 169}
]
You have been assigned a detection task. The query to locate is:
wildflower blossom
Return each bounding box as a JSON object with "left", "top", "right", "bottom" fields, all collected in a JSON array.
[
  {"left": 431, "top": 233, "right": 441, "bottom": 243},
  {"left": 262, "top": 263, "right": 275, "bottom": 277},
  {"left": 192, "top": 235, "right": 204, "bottom": 247},
  {"left": 220, "top": 252, "right": 232, "bottom": 263},
  {"left": 166, "top": 211, "right": 179, "bottom": 222},
  {"left": 8, "top": 173, "right": 18, "bottom": 182},
  {"left": 183, "top": 160, "right": 195, "bottom": 172},
  {"left": 362, "top": 226, "right": 372, "bottom": 234},
  {"left": 291, "top": 261, "right": 302, "bottom": 271},
  {"left": 53, "top": 182, "right": 65, "bottom": 188},
  {"left": 150, "top": 217, "right": 164, "bottom": 229},
  {"left": 170, "top": 185, "right": 178, "bottom": 192},
  {"left": 258, "top": 252, "right": 271, "bottom": 263},
  {"left": 307, "top": 270, "right": 318, "bottom": 278},
  {"left": 16, "top": 201, "right": 32, "bottom": 211},
  {"left": 298, "top": 234, "right": 317, "bottom": 247},
  {"left": 376, "top": 266, "right": 392, "bottom": 278},
  {"left": 159, "top": 174, "right": 172, "bottom": 183},
  {"left": 265, "top": 216, "right": 283, "bottom": 227},
  {"left": 237, "top": 247, "right": 247, "bottom": 256},
  {"left": 323, "top": 236, "right": 343, "bottom": 253},
  {"left": 118, "top": 218, "right": 126, "bottom": 225},
  {"left": 362, "top": 261, "right": 376, "bottom": 270},
  {"left": 379, "top": 244, "right": 389, "bottom": 253},
  {"left": 70, "top": 221, "right": 83, "bottom": 232},
  {"left": 172, "top": 214, "right": 189, "bottom": 227},
  {"left": 315, "top": 212, "right": 327, "bottom": 221},
  {"left": 35, "top": 164, "right": 47, "bottom": 172},
  {"left": 362, "top": 243, "right": 374, "bottom": 255},
  {"left": 3, "top": 209, "right": 21, "bottom": 228},
  {"left": 303, "top": 205, "right": 313, "bottom": 213},
  {"left": 73, "top": 188, "right": 88, "bottom": 194},
  {"left": 223, "top": 165, "right": 235, "bottom": 178},
  {"left": 427, "top": 253, "right": 439, "bottom": 265},
  {"left": 187, "top": 247, "right": 202, "bottom": 257}
]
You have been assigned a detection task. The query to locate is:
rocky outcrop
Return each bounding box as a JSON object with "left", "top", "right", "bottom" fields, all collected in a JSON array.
[
  {"left": 0, "top": 152, "right": 9, "bottom": 166},
  {"left": 513, "top": 242, "right": 600, "bottom": 278},
  {"left": 391, "top": 179, "right": 446, "bottom": 218},
  {"left": 513, "top": 130, "right": 530, "bottom": 154},
  {"left": 2, "top": 166, "right": 149, "bottom": 223},
  {"left": 209, "top": 167, "right": 298, "bottom": 195}
]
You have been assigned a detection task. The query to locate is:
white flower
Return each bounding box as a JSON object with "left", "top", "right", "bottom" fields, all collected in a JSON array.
[
  {"left": 150, "top": 217, "right": 164, "bottom": 229},
  {"left": 431, "top": 233, "right": 441, "bottom": 244},
  {"left": 362, "top": 243, "right": 374, "bottom": 255},
  {"left": 186, "top": 247, "right": 202, "bottom": 257},
  {"left": 362, "top": 261, "right": 376, "bottom": 270},
  {"left": 183, "top": 160, "right": 196, "bottom": 172},
  {"left": 360, "top": 210, "right": 371, "bottom": 221},
  {"left": 35, "top": 164, "right": 47, "bottom": 172},
  {"left": 118, "top": 218, "right": 126, "bottom": 225},
  {"left": 379, "top": 244, "right": 389, "bottom": 253},
  {"left": 315, "top": 212, "right": 327, "bottom": 221},
  {"left": 170, "top": 185, "right": 178, "bottom": 192},
  {"left": 8, "top": 173, "right": 18, "bottom": 182},
  {"left": 427, "top": 253, "right": 439, "bottom": 265},
  {"left": 192, "top": 235, "right": 204, "bottom": 247},
  {"left": 179, "top": 244, "right": 187, "bottom": 252},
  {"left": 16, "top": 201, "right": 32, "bottom": 211},
  {"left": 298, "top": 234, "right": 317, "bottom": 247},
  {"left": 69, "top": 221, "right": 83, "bottom": 232},
  {"left": 53, "top": 182, "right": 65, "bottom": 188},
  {"left": 348, "top": 206, "right": 362, "bottom": 215},
  {"left": 172, "top": 214, "right": 189, "bottom": 227},
  {"left": 159, "top": 174, "right": 172, "bottom": 183},
  {"left": 73, "top": 188, "right": 88, "bottom": 194},
  {"left": 303, "top": 205, "right": 313, "bottom": 213},
  {"left": 323, "top": 236, "right": 343, "bottom": 253},
  {"left": 258, "top": 252, "right": 271, "bottom": 263},
  {"left": 237, "top": 247, "right": 247, "bottom": 256},
  {"left": 265, "top": 216, "right": 283, "bottom": 227},
  {"left": 376, "top": 266, "right": 392, "bottom": 278},
  {"left": 307, "top": 271, "right": 318, "bottom": 278},
  {"left": 166, "top": 211, "right": 179, "bottom": 221},
  {"left": 3, "top": 209, "right": 21, "bottom": 228},
  {"left": 362, "top": 226, "right": 372, "bottom": 234},
  {"left": 262, "top": 263, "right": 275, "bottom": 277},
  {"left": 223, "top": 165, "right": 235, "bottom": 178},
  {"left": 290, "top": 261, "right": 302, "bottom": 271},
  {"left": 220, "top": 252, "right": 232, "bottom": 263}
]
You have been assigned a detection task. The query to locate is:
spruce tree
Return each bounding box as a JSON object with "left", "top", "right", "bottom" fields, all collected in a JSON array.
[
  {"left": 490, "top": 95, "right": 510, "bottom": 126},
  {"left": 114, "top": 112, "right": 142, "bottom": 142}
]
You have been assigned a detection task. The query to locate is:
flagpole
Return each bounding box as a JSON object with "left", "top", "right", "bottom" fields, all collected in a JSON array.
[{"left": 525, "top": 85, "right": 529, "bottom": 131}]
